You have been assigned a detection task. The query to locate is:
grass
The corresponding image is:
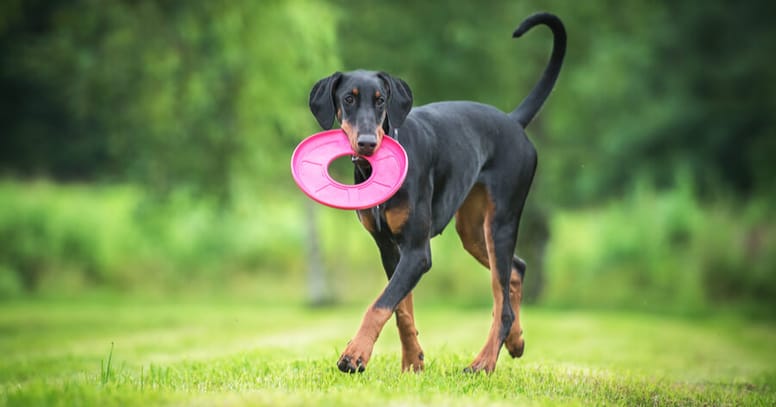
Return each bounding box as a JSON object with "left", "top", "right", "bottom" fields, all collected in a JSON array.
[{"left": 0, "top": 298, "right": 774, "bottom": 406}]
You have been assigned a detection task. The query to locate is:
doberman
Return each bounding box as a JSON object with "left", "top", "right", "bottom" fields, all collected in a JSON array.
[{"left": 308, "top": 12, "right": 565, "bottom": 373}]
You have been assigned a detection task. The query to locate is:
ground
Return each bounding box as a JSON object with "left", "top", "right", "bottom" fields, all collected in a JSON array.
[{"left": 1, "top": 298, "right": 774, "bottom": 406}]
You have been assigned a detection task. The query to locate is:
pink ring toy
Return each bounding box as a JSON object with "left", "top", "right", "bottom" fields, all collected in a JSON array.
[{"left": 291, "top": 129, "right": 408, "bottom": 210}]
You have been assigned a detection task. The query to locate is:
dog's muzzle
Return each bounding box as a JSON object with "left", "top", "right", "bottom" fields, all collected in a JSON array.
[{"left": 356, "top": 134, "right": 378, "bottom": 156}]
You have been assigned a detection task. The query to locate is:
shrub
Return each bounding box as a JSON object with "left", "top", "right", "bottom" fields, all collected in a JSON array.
[
  {"left": 0, "top": 181, "right": 308, "bottom": 297},
  {"left": 543, "top": 182, "right": 776, "bottom": 314},
  {"left": 0, "top": 182, "right": 142, "bottom": 292}
]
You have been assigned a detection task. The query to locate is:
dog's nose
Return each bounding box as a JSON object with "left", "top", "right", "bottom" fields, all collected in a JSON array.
[{"left": 357, "top": 134, "right": 377, "bottom": 156}]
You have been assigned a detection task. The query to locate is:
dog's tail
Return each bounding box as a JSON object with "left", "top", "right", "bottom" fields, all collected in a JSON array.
[{"left": 510, "top": 12, "right": 566, "bottom": 128}]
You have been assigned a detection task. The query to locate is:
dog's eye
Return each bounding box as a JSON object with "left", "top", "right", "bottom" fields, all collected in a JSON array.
[
  {"left": 344, "top": 95, "right": 355, "bottom": 105},
  {"left": 376, "top": 97, "right": 385, "bottom": 107}
]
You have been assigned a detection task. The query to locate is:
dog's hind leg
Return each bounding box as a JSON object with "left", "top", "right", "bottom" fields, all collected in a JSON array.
[
  {"left": 454, "top": 184, "right": 491, "bottom": 270},
  {"left": 467, "top": 215, "right": 518, "bottom": 373},
  {"left": 455, "top": 183, "right": 522, "bottom": 373}
]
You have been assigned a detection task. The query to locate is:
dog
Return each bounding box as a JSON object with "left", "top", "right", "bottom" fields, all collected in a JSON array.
[{"left": 308, "top": 12, "right": 565, "bottom": 373}]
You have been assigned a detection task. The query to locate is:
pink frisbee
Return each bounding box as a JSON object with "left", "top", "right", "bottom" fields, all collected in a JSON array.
[{"left": 291, "top": 129, "right": 408, "bottom": 210}]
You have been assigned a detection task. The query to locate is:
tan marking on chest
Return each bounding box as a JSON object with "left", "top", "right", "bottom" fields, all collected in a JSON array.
[
  {"left": 358, "top": 210, "right": 377, "bottom": 233},
  {"left": 385, "top": 204, "right": 410, "bottom": 234}
]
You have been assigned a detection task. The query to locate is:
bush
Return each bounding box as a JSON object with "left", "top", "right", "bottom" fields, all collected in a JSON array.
[
  {"left": 0, "top": 182, "right": 142, "bottom": 292},
  {"left": 543, "top": 181, "right": 776, "bottom": 314},
  {"left": 0, "top": 180, "right": 505, "bottom": 305},
  {"left": 4, "top": 179, "right": 773, "bottom": 316},
  {"left": 0, "top": 181, "right": 309, "bottom": 298}
]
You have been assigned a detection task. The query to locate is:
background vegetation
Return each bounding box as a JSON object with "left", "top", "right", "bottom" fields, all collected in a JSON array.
[{"left": 1, "top": 0, "right": 775, "bottom": 317}]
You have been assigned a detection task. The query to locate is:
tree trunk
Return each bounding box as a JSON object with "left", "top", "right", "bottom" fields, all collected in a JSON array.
[{"left": 305, "top": 200, "right": 331, "bottom": 306}]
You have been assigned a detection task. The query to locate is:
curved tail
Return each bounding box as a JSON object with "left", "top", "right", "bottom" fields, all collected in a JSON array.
[{"left": 510, "top": 12, "right": 566, "bottom": 128}]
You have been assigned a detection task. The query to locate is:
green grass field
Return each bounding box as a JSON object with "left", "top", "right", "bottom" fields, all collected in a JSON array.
[{"left": 1, "top": 298, "right": 774, "bottom": 406}]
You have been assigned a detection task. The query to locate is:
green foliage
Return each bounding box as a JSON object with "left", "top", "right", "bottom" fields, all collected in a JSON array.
[
  {"left": 543, "top": 179, "right": 776, "bottom": 314},
  {"left": 0, "top": 0, "right": 338, "bottom": 202},
  {"left": 0, "top": 180, "right": 509, "bottom": 305},
  {"left": 11, "top": 0, "right": 774, "bottom": 206},
  {"left": 0, "top": 265, "right": 22, "bottom": 300},
  {"left": 333, "top": 0, "right": 526, "bottom": 108},
  {"left": 536, "top": 1, "right": 776, "bottom": 205},
  {"left": 1, "top": 1, "right": 775, "bottom": 316},
  {"left": 0, "top": 181, "right": 310, "bottom": 298},
  {"left": 0, "top": 182, "right": 144, "bottom": 293},
  {"left": 331, "top": 0, "right": 776, "bottom": 206},
  {"left": 2, "top": 178, "right": 774, "bottom": 316}
]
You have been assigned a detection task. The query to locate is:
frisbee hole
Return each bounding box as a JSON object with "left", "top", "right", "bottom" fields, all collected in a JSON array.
[{"left": 327, "top": 155, "right": 368, "bottom": 185}]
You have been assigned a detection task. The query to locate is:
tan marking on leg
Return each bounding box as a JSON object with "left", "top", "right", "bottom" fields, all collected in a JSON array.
[
  {"left": 465, "top": 190, "right": 506, "bottom": 373},
  {"left": 455, "top": 184, "right": 490, "bottom": 268},
  {"left": 395, "top": 292, "right": 424, "bottom": 372},
  {"left": 338, "top": 304, "right": 392, "bottom": 372},
  {"left": 505, "top": 266, "right": 525, "bottom": 358},
  {"left": 385, "top": 203, "right": 410, "bottom": 234}
]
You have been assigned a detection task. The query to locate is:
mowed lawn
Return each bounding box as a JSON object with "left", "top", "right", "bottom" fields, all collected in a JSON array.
[{"left": 1, "top": 298, "right": 774, "bottom": 406}]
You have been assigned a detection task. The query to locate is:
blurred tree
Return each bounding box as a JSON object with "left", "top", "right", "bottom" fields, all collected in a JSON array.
[
  {"left": 657, "top": 1, "right": 776, "bottom": 200},
  {"left": 0, "top": 0, "right": 338, "bottom": 204},
  {"left": 3, "top": 0, "right": 773, "bottom": 204},
  {"left": 330, "top": 0, "right": 549, "bottom": 111},
  {"left": 328, "top": 0, "right": 776, "bottom": 206},
  {"left": 538, "top": 0, "right": 776, "bottom": 205},
  {"left": 0, "top": 0, "right": 103, "bottom": 179}
]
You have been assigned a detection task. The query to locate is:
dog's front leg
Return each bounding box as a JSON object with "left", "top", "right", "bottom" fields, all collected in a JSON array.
[
  {"left": 337, "top": 243, "right": 431, "bottom": 373},
  {"left": 336, "top": 304, "right": 393, "bottom": 373}
]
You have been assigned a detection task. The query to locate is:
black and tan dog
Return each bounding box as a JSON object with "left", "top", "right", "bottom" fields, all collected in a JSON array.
[{"left": 308, "top": 12, "right": 565, "bottom": 373}]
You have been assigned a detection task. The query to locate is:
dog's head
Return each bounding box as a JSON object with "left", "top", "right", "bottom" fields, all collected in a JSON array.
[{"left": 309, "top": 70, "right": 412, "bottom": 157}]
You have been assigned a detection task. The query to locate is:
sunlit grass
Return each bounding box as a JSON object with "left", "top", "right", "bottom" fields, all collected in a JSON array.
[{"left": 1, "top": 299, "right": 774, "bottom": 406}]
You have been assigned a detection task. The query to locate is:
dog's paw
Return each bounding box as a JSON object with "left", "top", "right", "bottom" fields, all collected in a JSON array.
[
  {"left": 505, "top": 330, "right": 525, "bottom": 358},
  {"left": 463, "top": 359, "right": 496, "bottom": 374},
  {"left": 337, "top": 355, "right": 366, "bottom": 373},
  {"left": 336, "top": 339, "right": 374, "bottom": 373},
  {"left": 402, "top": 350, "right": 425, "bottom": 372},
  {"left": 464, "top": 344, "right": 500, "bottom": 373}
]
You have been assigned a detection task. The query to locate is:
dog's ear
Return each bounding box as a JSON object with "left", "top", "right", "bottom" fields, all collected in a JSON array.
[
  {"left": 378, "top": 72, "right": 413, "bottom": 130},
  {"left": 309, "top": 72, "right": 342, "bottom": 130}
]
